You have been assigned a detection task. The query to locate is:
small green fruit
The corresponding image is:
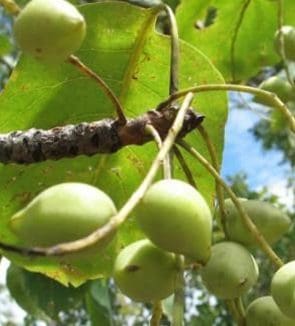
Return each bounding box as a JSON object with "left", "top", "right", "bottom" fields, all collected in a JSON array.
[
  {"left": 200, "top": 242, "right": 259, "bottom": 299},
  {"left": 216, "top": 198, "right": 291, "bottom": 247},
  {"left": 271, "top": 261, "right": 295, "bottom": 319},
  {"left": 254, "top": 76, "right": 294, "bottom": 106},
  {"left": 274, "top": 26, "right": 295, "bottom": 61},
  {"left": 113, "top": 239, "right": 178, "bottom": 302},
  {"left": 14, "top": 0, "right": 86, "bottom": 63},
  {"left": 10, "top": 183, "right": 117, "bottom": 247},
  {"left": 246, "top": 296, "right": 295, "bottom": 326},
  {"left": 135, "top": 179, "right": 212, "bottom": 264}
]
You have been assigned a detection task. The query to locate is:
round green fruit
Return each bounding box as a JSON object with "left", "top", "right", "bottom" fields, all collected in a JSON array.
[
  {"left": 216, "top": 198, "right": 291, "bottom": 247},
  {"left": 200, "top": 242, "right": 259, "bottom": 299},
  {"left": 113, "top": 239, "right": 178, "bottom": 302},
  {"left": 10, "top": 182, "right": 117, "bottom": 247},
  {"left": 271, "top": 261, "right": 295, "bottom": 319},
  {"left": 134, "top": 179, "right": 212, "bottom": 264},
  {"left": 274, "top": 26, "right": 295, "bottom": 61},
  {"left": 246, "top": 296, "right": 295, "bottom": 326},
  {"left": 14, "top": 0, "right": 86, "bottom": 63},
  {"left": 254, "top": 76, "right": 294, "bottom": 106}
]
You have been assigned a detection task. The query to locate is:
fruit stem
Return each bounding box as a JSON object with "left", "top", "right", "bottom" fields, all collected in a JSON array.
[
  {"left": 276, "top": 0, "right": 294, "bottom": 86},
  {"left": 0, "top": 0, "right": 20, "bottom": 15},
  {"left": 68, "top": 55, "right": 127, "bottom": 125},
  {"left": 178, "top": 139, "right": 284, "bottom": 269},
  {"left": 0, "top": 93, "right": 195, "bottom": 256},
  {"left": 151, "top": 301, "right": 163, "bottom": 326},
  {"left": 157, "top": 84, "right": 295, "bottom": 133},
  {"left": 196, "top": 125, "right": 229, "bottom": 238},
  {"left": 234, "top": 297, "right": 246, "bottom": 326},
  {"left": 172, "top": 255, "right": 185, "bottom": 326},
  {"left": 161, "top": 4, "right": 179, "bottom": 95},
  {"left": 173, "top": 146, "right": 198, "bottom": 188}
]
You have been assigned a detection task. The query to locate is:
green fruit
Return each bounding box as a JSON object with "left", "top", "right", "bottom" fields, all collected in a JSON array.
[
  {"left": 14, "top": 0, "right": 86, "bottom": 63},
  {"left": 254, "top": 76, "right": 295, "bottom": 106},
  {"left": 200, "top": 242, "right": 259, "bottom": 299},
  {"left": 135, "top": 179, "right": 212, "bottom": 264},
  {"left": 113, "top": 239, "right": 178, "bottom": 302},
  {"left": 246, "top": 296, "right": 295, "bottom": 326},
  {"left": 10, "top": 182, "right": 117, "bottom": 247},
  {"left": 271, "top": 261, "right": 295, "bottom": 319},
  {"left": 216, "top": 198, "right": 291, "bottom": 247},
  {"left": 274, "top": 26, "right": 295, "bottom": 61}
]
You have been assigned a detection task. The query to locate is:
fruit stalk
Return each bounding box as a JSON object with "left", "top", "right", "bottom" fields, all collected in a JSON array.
[
  {"left": 172, "top": 255, "right": 185, "bottom": 326},
  {"left": 150, "top": 301, "right": 163, "bottom": 326},
  {"left": 178, "top": 139, "right": 284, "bottom": 269},
  {"left": 68, "top": 55, "right": 127, "bottom": 125},
  {"left": 158, "top": 84, "right": 295, "bottom": 133},
  {"left": 0, "top": 92, "right": 195, "bottom": 256},
  {"left": 196, "top": 125, "right": 229, "bottom": 238}
]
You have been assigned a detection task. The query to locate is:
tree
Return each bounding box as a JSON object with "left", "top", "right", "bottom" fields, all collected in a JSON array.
[{"left": 0, "top": 0, "right": 294, "bottom": 325}]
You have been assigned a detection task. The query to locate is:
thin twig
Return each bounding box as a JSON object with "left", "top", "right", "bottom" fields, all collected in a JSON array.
[
  {"left": 196, "top": 125, "right": 229, "bottom": 238},
  {"left": 68, "top": 55, "right": 127, "bottom": 125},
  {"left": 178, "top": 139, "right": 284, "bottom": 269},
  {"left": 150, "top": 301, "right": 163, "bottom": 326},
  {"left": 173, "top": 146, "right": 197, "bottom": 188},
  {"left": 0, "top": 93, "right": 194, "bottom": 256},
  {"left": 157, "top": 84, "right": 295, "bottom": 132}
]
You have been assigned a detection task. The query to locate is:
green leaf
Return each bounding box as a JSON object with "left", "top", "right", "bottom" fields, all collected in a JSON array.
[
  {"left": 85, "top": 280, "right": 113, "bottom": 326},
  {"left": 176, "top": 0, "right": 295, "bottom": 82},
  {"left": 6, "top": 264, "right": 88, "bottom": 320},
  {"left": 0, "top": 2, "right": 227, "bottom": 285}
]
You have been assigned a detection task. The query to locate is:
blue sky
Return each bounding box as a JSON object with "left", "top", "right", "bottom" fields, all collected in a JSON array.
[{"left": 221, "top": 93, "right": 293, "bottom": 207}]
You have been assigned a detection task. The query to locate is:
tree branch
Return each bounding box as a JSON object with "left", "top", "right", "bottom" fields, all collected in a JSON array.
[{"left": 0, "top": 106, "right": 204, "bottom": 164}]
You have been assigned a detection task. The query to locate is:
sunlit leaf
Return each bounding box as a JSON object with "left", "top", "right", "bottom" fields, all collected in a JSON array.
[{"left": 0, "top": 2, "right": 227, "bottom": 285}]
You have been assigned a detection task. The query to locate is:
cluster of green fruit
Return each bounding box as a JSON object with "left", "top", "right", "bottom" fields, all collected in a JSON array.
[
  {"left": 254, "top": 25, "right": 295, "bottom": 127},
  {"left": 8, "top": 180, "right": 295, "bottom": 324}
]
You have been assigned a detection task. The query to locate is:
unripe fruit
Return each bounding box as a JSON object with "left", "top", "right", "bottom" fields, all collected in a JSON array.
[
  {"left": 200, "top": 242, "right": 259, "bottom": 299},
  {"left": 135, "top": 179, "right": 212, "bottom": 264},
  {"left": 271, "top": 261, "right": 295, "bottom": 319},
  {"left": 216, "top": 198, "right": 291, "bottom": 247},
  {"left": 246, "top": 296, "right": 295, "bottom": 326},
  {"left": 274, "top": 26, "right": 295, "bottom": 61},
  {"left": 10, "top": 183, "right": 117, "bottom": 247},
  {"left": 14, "top": 0, "right": 86, "bottom": 63},
  {"left": 254, "top": 76, "right": 295, "bottom": 106},
  {"left": 113, "top": 239, "right": 178, "bottom": 302}
]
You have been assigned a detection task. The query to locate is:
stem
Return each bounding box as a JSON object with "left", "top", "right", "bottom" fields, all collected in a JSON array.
[
  {"left": 173, "top": 146, "right": 197, "bottom": 189},
  {"left": 0, "top": 93, "right": 194, "bottom": 257},
  {"left": 157, "top": 84, "right": 295, "bottom": 132},
  {"left": 196, "top": 126, "right": 229, "bottom": 238},
  {"left": 172, "top": 255, "right": 185, "bottom": 326},
  {"left": 162, "top": 4, "right": 180, "bottom": 95},
  {"left": 277, "top": 0, "right": 294, "bottom": 86},
  {"left": 226, "top": 300, "right": 240, "bottom": 325},
  {"left": 68, "top": 55, "right": 127, "bottom": 125},
  {"left": 178, "top": 139, "right": 284, "bottom": 269},
  {"left": 234, "top": 297, "right": 246, "bottom": 320},
  {"left": 151, "top": 301, "right": 163, "bottom": 326},
  {"left": 0, "top": 0, "right": 20, "bottom": 15}
]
